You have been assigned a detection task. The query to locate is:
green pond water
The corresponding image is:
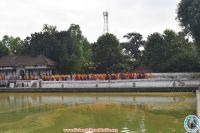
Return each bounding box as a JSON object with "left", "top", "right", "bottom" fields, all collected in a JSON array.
[{"left": 0, "top": 92, "right": 196, "bottom": 133}]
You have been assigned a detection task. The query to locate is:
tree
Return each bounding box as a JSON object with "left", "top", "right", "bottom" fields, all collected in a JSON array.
[
  {"left": 22, "top": 24, "right": 92, "bottom": 74},
  {"left": 1, "top": 35, "right": 24, "bottom": 55},
  {"left": 93, "top": 33, "right": 123, "bottom": 73},
  {"left": 122, "top": 32, "right": 144, "bottom": 60},
  {"left": 0, "top": 41, "right": 9, "bottom": 57},
  {"left": 144, "top": 32, "right": 164, "bottom": 71},
  {"left": 82, "top": 39, "right": 94, "bottom": 73},
  {"left": 43, "top": 24, "right": 57, "bottom": 34},
  {"left": 62, "top": 24, "right": 92, "bottom": 73},
  {"left": 121, "top": 32, "right": 145, "bottom": 71},
  {"left": 177, "top": 0, "right": 200, "bottom": 50},
  {"left": 25, "top": 31, "right": 61, "bottom": 61},
  {"left": 144, "top": 29, "right": 198, "bottom": 72},
  {"left": 165, "top": 51, "right": 200, "bottom": 72}
]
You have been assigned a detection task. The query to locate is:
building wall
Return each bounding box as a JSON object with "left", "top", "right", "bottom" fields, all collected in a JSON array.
[{"left": 0, "top": 66, "right": 53, "bottom": 79}]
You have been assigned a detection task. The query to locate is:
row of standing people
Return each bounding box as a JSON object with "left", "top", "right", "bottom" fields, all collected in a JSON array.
[
  {"left": 42, "top": 73, "right": 152, "bottom": 81},
  {"left": 0, "top": 73, "right": 152, "bottom": 81}
]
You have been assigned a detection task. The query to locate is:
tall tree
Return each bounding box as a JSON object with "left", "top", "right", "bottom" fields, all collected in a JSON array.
[
  {"left": 123, "top": 32, "right": 144, "bottom": 60},
  {"left": 177, "top": 0, "right": 200, "bottom": 50},
  {"left": 23, "top": 24, "right": 92, "bottom": 74},
  {"left": 144, "top": 29, "right": 199, "bottom": 72},
  {"left": 164, "top": 50, "right": 200, "bottom": 72},
  {"left": 121, "top": 32, "right": 145, "bottom": 71},
  {"left": 61, "top": 24, "right": 85, "bottom": 73},
  {"left": 93, "top": 33, "right": 123, "bottom": 73},
  {"left": 144, "top": 32, "right": 164, "bottom": 71},
  {"left": 0, "top": 41, "right": 9, "bottom": 57},
  {"left": 1, "top": 35, "right": 24, "bottom": 55},
  {"left": 25, "top": 31, "right": 60, "bottom": 61}
]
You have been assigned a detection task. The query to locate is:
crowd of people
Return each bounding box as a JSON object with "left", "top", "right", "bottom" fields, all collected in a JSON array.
[
  {"left": 0, "top": 73, "right": 152, "bottom": 81},
  {"left": 41, "top": 73, "right": 151, "bottom": 81}
]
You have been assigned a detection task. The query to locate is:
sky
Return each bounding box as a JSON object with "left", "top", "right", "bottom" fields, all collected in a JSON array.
[{"left": 0, "top": 0, "right": 181, "bottom": 42}]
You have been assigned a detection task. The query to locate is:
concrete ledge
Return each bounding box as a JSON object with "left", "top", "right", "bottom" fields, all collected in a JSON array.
[
  {"left": 0, "top": 86, "right": 198, "bottom": 92},
  {"left": 41, "top": 79, "right": 200, "bottom": 88},
  {"left": 197, "top": 89, "right": 200, "bottom": 116},
  {"left": 196, "top": 89, "right": 200, "bottom": 133}
]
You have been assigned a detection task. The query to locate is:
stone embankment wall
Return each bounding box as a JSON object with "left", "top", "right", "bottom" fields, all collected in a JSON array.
[
  {"left": 40, "top": 73, "right": 200, "bottom": 88},
  {"left": 197, "top": 89, "right": 200, "bottom": 116},
  {"left": 41, "top": 79, "right": 200, "bottom": 88}
]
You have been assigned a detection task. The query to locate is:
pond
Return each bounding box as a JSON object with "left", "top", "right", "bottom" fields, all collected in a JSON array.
[{"left": 0, "top": 92, "right": 196, "bottom": 133}]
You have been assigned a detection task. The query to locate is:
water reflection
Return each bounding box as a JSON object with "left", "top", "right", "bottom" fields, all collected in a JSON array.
[
  {"left": 0, "top": 94, "right": 182, "bottom": 112},
  {"left": 0, "top": 93, "right": 196, "bottom": 133}
]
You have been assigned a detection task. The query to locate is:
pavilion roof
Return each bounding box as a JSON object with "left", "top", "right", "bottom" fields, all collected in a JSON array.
[{"left": 0, "top": 55, "right": 57, "bottom": 67}]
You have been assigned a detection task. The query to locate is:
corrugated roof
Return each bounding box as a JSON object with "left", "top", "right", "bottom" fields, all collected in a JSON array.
[{"left": 0, "top": 55, "right": 57, "bottom": 67}]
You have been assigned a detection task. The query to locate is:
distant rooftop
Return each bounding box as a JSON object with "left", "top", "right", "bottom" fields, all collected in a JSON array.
[{"left": 0, "top": 55, "right": 57, "bottom": 67}]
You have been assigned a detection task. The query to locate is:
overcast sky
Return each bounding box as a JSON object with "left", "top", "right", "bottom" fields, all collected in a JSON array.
[{"left": 0, "top": 0, "right": 181, "bottom": 42}]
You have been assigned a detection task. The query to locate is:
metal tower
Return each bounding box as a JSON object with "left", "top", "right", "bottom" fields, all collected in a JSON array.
[{"left": 103, "top": 11, "right": 109, "bottom": 34}]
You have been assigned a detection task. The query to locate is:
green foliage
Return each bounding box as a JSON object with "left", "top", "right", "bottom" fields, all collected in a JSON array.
[
  {"left": 177, "top": 0, "right": 200, "bottom": 49},
  {"left": 0, "top": 41, "right": 9, "bottom": 57},
  {"left": 121, "top": 32, "right": 145, "bottom": 72},
  {"left": 43, "top": 24, "right": 57, "bottom": 34},
  {"left": 22, "top": 24, "right": 92, "bottom": 74},
  {"left": 165, "top": 51, "right": 200, "bottom": 72},
  {"left": 143, "top": 32, "right": 164, "bottom": 71},
  {"left": 93, "top": 33, "right": 123, "bottom": 73},
  {"left": 64, "top": 24, "right": 84, "bottom": 73},
  {"left": 144, "top": 29, "right": 199, "bottom": 72},
  {"left": 1, "top": 21, "right": 199, "bottom": 73},
  {"left": 59, "top": 24, "right": 92, "bottom": 73},
  {"left": 23, "top": 32, "right": 61, "bottom": 61},
  {"left": 122, "top": 32, "right": 145, "bottom": 60},
  {"left": 1, "top": 35, "right": 24, "bottom": 55}
]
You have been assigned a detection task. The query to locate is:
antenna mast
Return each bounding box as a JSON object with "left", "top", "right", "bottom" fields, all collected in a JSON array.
[{"left": 103, "top": 11, "right": 109, "bottom": 34}]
